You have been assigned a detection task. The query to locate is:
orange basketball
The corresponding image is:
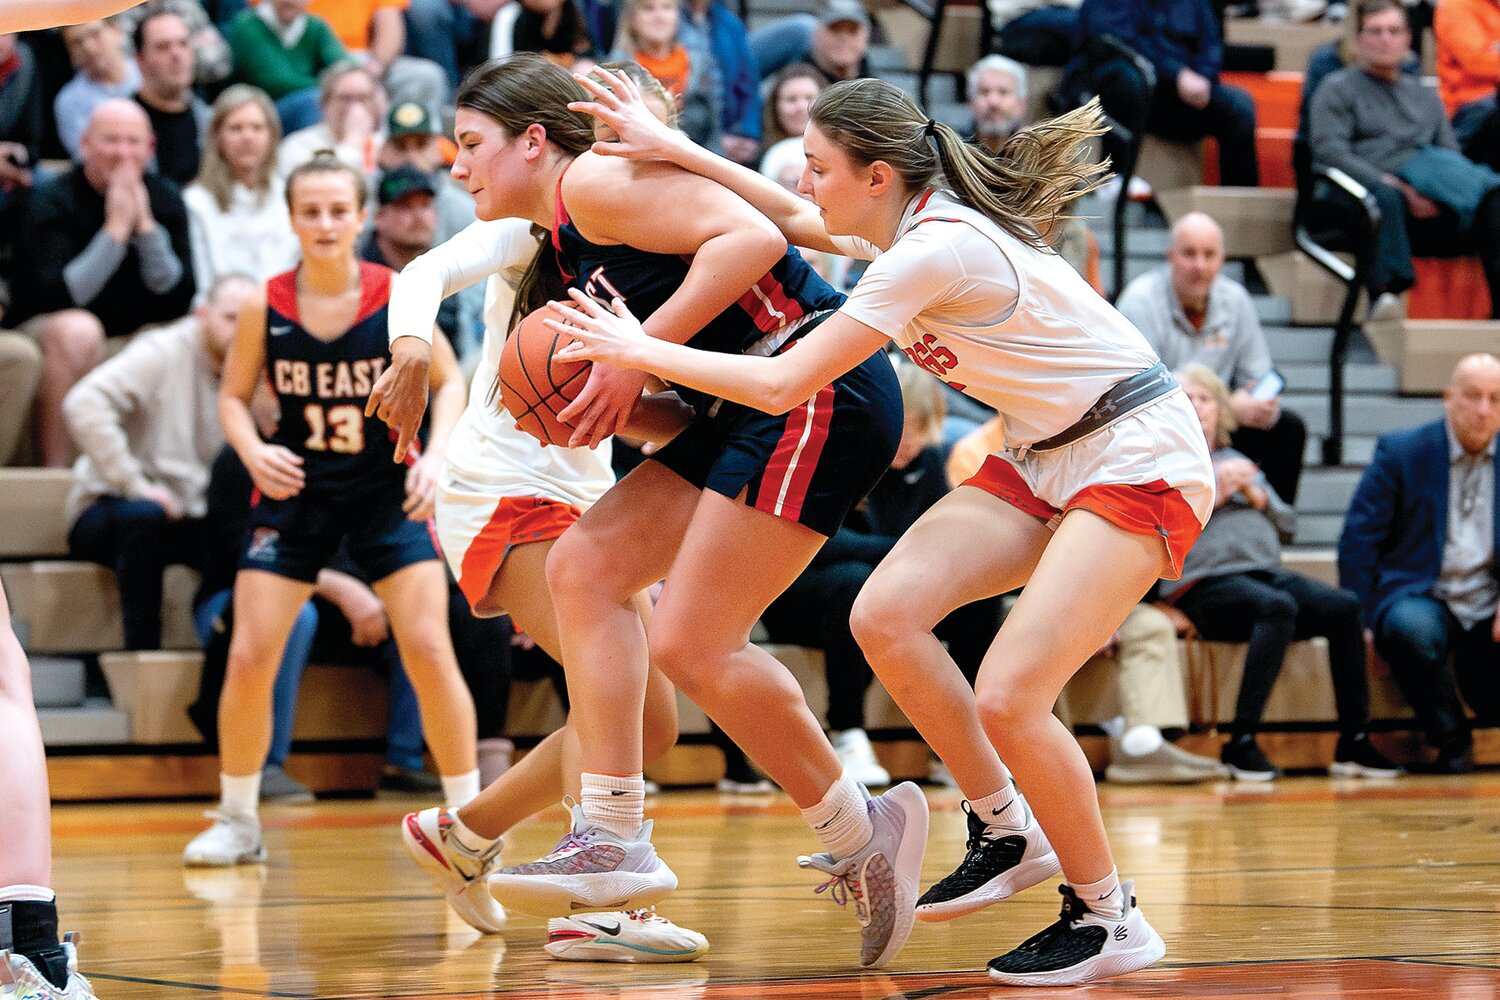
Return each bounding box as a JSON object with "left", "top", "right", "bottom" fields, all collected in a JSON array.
[{"left": 498, "top": 309, "right": 592, "bottom": 446}]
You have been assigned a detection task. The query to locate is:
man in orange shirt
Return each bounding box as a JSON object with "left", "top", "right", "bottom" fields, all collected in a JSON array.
[
  {"left": 1435, "top": 0, "right": 1500, "bottom": 168},
  {"left": 307, "top": 0, "right": 449, "bottom": 129}
]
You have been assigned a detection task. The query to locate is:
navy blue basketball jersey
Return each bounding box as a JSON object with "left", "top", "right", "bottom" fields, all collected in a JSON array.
[
  {"left": 263, "top": 262, "right": 406, "bottom": 496},
  {"left": 550, "top": 174, "right": 844, "bottom": 361}
]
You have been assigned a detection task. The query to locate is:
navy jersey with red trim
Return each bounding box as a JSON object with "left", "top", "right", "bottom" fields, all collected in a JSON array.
[
  {"left": 551, "top": 184, "right": 844, "bottom": 360},
  {"left": 263, "top": 262, "right": 405, "bottom": 496}
]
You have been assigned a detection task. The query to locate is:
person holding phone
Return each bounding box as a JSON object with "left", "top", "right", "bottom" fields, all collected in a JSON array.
[
  {"left": 1166, "top": 365, "right": 1400, "bottom": 781},
  {"left": 1116, "top": 211, "right": 1308, "bottom": 504}
]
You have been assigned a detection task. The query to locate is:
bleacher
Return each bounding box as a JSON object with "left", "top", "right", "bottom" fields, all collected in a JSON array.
[{"left": 5, "top": 1, "right": 1498, "bottom": 800}]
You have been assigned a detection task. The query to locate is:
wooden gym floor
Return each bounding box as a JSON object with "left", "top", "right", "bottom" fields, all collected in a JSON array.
[{"left": 52, "top": 775, "right": 1500, "bottom": 998}]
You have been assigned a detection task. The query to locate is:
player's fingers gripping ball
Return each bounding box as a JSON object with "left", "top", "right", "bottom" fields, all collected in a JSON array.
[{"left": 498, "top": 309, "right": 592, "bottom": 446}]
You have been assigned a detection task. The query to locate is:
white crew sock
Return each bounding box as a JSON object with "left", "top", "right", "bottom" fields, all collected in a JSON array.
[
  {"left": 220, "top": 772, "right": 261, "bottom": 817},
  {"left": 801, "top": 771, "right": 872, "bottom": 860},
  {"left": 970, "top": 781, "right": 1028, "bottom": 830},
  {"left": 441, "top": 769, "right": 481, "bottom": 809},
  {"left": 0, "top": 885, "right": 54, "bottom": 904},
  {"left": 1100, "top": 715, "right": 1126, "bottom": 740},
  {"left": 449, "top": 812, "right": 500, "bottom": 853},
  {"left": 581, "top": 772, "right": 646, "bottom": 838},
  {"left": 1121, "top": 724, "right": 1165, "bottom": 757},
  {"left": 1069, "top": 866, "right": 1125, "bottom": 920}
]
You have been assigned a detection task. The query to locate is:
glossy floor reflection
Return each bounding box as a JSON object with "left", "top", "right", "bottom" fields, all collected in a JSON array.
[{"left": 53, "top": 774, "right": 1500, "bottom": 998}]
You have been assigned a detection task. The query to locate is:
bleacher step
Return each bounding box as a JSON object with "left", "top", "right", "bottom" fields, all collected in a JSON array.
[
  {"left": 1293, "top": 512, "right": 1350, "bottom": 547},
  {"left": 38, "top": 698, "right": 130, "bottom": 746},
  {"left": 1294, "top": 467, "right": 1366, "bottom": 513},
  {"left": 0, "top": 469, "right": 73, "bottom": 558},
  {"left": 1281, "top": 361, "right": 1398, "bottom": 395},
  {"left": 1289, "top": 394, "right": 1445, "bottom": 438},
  {"left": 30, "top": 655, "right": 86, "bottom": 708}
]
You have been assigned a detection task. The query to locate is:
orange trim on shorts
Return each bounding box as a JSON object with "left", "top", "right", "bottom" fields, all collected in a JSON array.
[
  {"left": 456, "top": 497, "right": 580, "bottom": 612},
  {"left": 962, "top": 455, "right": 1204, "bottom": 578}
]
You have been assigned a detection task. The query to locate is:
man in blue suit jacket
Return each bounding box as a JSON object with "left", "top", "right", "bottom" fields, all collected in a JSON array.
[{"left": 1338, "top": 354, "right": 1500, "bottom": 773}]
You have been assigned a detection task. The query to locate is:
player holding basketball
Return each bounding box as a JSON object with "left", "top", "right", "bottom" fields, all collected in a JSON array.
[
  {"left": 549, "top": 72, "right": 1212, "bottom": 986},
  {"left": 370, "top": 54, "right": 932, "bottom": 970},
  {"left": 383, "top": 67, "right": 708, "bottom": 962},
  {"left": 183, "top": 152, "right": 479, "bottom": 867}
]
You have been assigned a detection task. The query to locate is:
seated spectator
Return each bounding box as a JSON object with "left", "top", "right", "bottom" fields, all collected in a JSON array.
[
  {"left": 132, "top": 8, "right": 211, "bottom": 188},
  {"left": 947, "top": 417, "right": 1226, "bottom": 784},
  {"left": 55, "top": 18, "right": 141, "bottom": 158},
  {"left": 307, "top": 0, "right": 449, "bottom": 127},
  {"left": 0, "top": 281, "right": 41, "bottom": 467},
  {"left": 989, "top": 0, "right": 1082, "bottom": 68},
  {"left": 1116, "top": 211, "right": 1308, "bottom": 503},
  {"left": 0, "top": 30, "right": 43, "bottom": 230},
  {"left": 227, "top": 0, "right": 347, "bottom": 134},
  {"left": 113, "top": 0, "right": 231, "bottom": 88},
  {"left": 377, "top": 98, "right": 474, "bottom": 242},
  {"left": 760, "top": 61, "right": 821, "bottom": 152},
  {"left": 488, "top": 0, "right": 598, "bottom": 67},
  {"left": 680, "top": 0, "right": 761, "bottom": 164},
  {"left": 748, "top": 0, "right": 871, "bottom": 88},
  {"left": 360, "top": 164, "right": 465, "bottom": 343},
  {"left": 1339, "top": 353, "right": 1500, "bottom": 775},
  {"left": 1073, "top": 0, "right": 1259, "bottom": 187},
  {"left": 10, "top": 99, "right": 195, "bottom": 467},
  {"left": 61, "top": 273, "right": 254, "bottom": 650},
  {"left": 1434, "top": 0, "right": 1500, "bottom": 171},
  {"left": 185, "top": 84, "right": 300, "bottom": 297},
  {"left": 1308, "top": 0, "right": 1500, "bottom": 321},
  {"left": 277, "top": 62, "right": 386, "bottom": 181},
  {"left": 1166, "top": 364, "right": 1400, "bottom": 781},
  {"left": 611, "top": 0, "right": 721, "bottom": 151},
  {"left": 402, "top": 0, "right": 502, "bottom": 93}
]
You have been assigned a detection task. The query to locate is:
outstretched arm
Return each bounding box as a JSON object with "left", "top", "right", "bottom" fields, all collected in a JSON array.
[
  {"left": 0, "top": 0, "right": 145, "bottom": 33},
  {"left": 548, "top": 288, "right": 889, "bottom": 415},
  {"left": 571, "top": 69, "right": 838, "bottom": 255}
]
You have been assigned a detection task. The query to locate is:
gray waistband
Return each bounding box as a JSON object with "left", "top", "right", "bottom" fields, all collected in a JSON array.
[{"left": 1026, "top": 362, "right": 1178, "bottom": 453}]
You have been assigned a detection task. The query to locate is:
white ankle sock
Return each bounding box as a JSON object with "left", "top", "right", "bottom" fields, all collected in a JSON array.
[
  {"left": 441, "top": 769, "right": 481, "bottom": 809},
  {"left": 581, "top": 772, "right": 645, "bottom": 838},
  {"left": 801, "top": 772, "right": 872, "bottom": 860},
  {"left": 1069, "top": 867, "right": 1125, "bottom": 919},
  {"left": 220, "top": 772, "right": 260, "bottom": 817},
  {"left": 970, "top": 782, "right": 1028, "bottom": 830},
  {"left": 1100, "top": 715, "right": 1126, "bottom": 740},
  {"left": 0, "top": 885, "right": 54, "bottom": 904},
  {"left": 1121, "top": 725, "right": 1164, "bottom": 757},
  {"left": 450, "top": 812, "right": 499, "bottom": 853}
]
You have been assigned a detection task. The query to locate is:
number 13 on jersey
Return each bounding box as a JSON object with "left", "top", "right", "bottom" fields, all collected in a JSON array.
[{"left": 304, "top": 403, "right": 365, "bottom": 454}]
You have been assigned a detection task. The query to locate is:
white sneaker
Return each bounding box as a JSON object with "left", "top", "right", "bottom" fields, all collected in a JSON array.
[
  {"left": 2, "top": 934, "right": 98, "bottom": 1000},
  {"left": 988, "top": 880, "right": 1166, "bottom": 986},
  {"left": 916, "top": 795, "right": 1060, "bottom": 922},
  {"left": 183, "top": 809, "right": 266, "bottom": 867},
  {"left": 401, "top": 807, "right": 508, "bottom": 933},
  {"left": 488, "top": 799, "right": 677, "bottom": 917},
  {"left": 830, "top": 729, "right": 890, "bottom": 787},
  {"left": 799, "top": 781, "right": 928, "bottom": 969},
  {"left": 544, "top": 908, "right": 709, "bottom": 963}
]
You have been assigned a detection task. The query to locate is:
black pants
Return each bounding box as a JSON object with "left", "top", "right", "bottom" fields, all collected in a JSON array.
[
  {"left": 1088, "top": 55, "right": 1259, "bottom": 187},
  {"left": 448, "top": 584, "right": 512, "bottom": 741},
  {"left": 1230, "top": 408, "right": 1307, "bottom": 506},
  {"left": 68, "top": 496, "right": 208, "bottom": 650},
  {"left": 1173, "top": 568, "right": 1371, "bottom": 737},
  {"left": 1308, "top": 181, "right": 1500, "bottom": 318},
  {"left": 1373, "top": 594, "right": 1500, "bottom": 751}
]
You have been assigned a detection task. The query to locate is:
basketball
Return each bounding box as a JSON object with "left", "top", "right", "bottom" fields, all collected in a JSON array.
[{"left": 498, "top": 308, "right": 592, "bottom": 446}]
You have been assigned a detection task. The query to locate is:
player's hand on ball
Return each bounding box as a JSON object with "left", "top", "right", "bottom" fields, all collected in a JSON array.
[
  {"left": 558, "top": 362, "right": 648, "bottom": 449},
  {"left": 571, "top": 67, "right": 687, "bottom": 160},
  {"left": 248, "top": 442, "right": 305, "bottom": 500},
  {"left": 403, "top": 450, "right": 441, "bottom": 521},
  {"left": 368, "top": 336, "right": 432, "bottom": 462},
  {"left": 548, "top": 289, "right": 650, "bottom": 368}
]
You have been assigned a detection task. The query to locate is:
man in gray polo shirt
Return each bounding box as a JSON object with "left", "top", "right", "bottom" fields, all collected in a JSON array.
[{"left": 1116, "top": 211, "right": 1307, "bottom": 503}]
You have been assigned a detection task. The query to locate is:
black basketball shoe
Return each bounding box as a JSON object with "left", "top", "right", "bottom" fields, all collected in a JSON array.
[
  {"left": 915, "top": 796, "right": 1060, "bottom": 922},
  {"left": 988, "top": 880, "right": 1165, "bottom": 986}
]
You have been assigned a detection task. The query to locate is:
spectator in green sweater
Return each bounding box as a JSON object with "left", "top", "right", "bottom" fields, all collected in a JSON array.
[{"left": 227, "top": 0, "right": 345, "bottom": 134}]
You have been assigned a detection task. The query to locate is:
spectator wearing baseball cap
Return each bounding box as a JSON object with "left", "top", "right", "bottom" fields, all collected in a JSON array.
[
  {"left": 745, "top": 0, "right": 872, "bottom": 87},
  {"left": 361, "top": 163, "right": 463, "bottom": 345},
  {"left": 378, "top": 99, "right": 475, "bottom": 242}
]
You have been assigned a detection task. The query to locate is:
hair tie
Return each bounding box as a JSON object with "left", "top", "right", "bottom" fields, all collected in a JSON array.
[{"left": 924, "top": 118, "right": 938, "bottom": 137}]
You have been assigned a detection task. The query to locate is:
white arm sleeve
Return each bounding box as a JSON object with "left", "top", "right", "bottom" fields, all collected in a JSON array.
[{"left": 388, "top": 218, "right": 540, "bottom": 345}]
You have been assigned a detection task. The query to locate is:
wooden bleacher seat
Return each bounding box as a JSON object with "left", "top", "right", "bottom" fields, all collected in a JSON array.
[
  {"left": 5, "top": 560, "right": 199, "bottom": 653},
  {"left": 0, "top": 469, "right": 74, "bottom": 557},
  {"left": 1369, "top": 317, "right": 1500, "bottom": 394},
  {"left": 1157, "top": 185, "right": 1298, "bottom": 258},
  {"left": 1224, "top": 17, "right": 1342, "bottom": 72}
]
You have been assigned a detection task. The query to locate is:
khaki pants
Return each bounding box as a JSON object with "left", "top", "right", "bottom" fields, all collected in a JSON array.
[
  {"left": 0, "top": 330, "right": 41, "bottom": 465},
  {"left": 1115, "top": 602, "right": 1190, "bottom": 731}
]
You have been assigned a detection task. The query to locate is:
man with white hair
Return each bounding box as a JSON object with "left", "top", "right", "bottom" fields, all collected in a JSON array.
[
  {"left": 1116, "top": 210, "right": 1307, "bottom": 503},
  {"left": 9, "top": 98, "right": 195, "bottom": 466},
  {"left": 967, "top": 53, "right": 1028, "bottom": 155}
]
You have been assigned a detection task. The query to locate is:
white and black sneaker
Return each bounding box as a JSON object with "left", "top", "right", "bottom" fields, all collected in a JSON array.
[
  {"left": 915, "top": 797, "right": 1059, "bottom": 922},
  {"left": 987, "top": 879, "right": 1165, "bottom": 986},
  {"left": 1329, "top": 733, "right": 1403, "bottom": 779}
]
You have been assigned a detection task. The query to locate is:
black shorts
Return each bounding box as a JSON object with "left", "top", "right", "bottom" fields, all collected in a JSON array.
[
  {"left": 241, "top": 483, "right": 440, "bottom": 584},
  {"left": 650, "top": 342, "right": 903, "bottom": 537}
]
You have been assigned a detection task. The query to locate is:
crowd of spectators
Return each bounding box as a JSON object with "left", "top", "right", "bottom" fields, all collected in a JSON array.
[{"left": 1, "top": 0, "right": 1498, "bottom": 791}]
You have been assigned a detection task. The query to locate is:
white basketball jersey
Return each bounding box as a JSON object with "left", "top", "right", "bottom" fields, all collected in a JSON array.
[{"left": 835, "top": 189, "right": 1160, "bottom": 449}]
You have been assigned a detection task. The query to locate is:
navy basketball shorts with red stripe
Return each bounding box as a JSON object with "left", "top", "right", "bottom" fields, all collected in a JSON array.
[
  {"left": 241, "top": 480, "right": 441, "bottom": 584},
  {"left": 650, "top": 344, "right": 903, "bottom": 537}
]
